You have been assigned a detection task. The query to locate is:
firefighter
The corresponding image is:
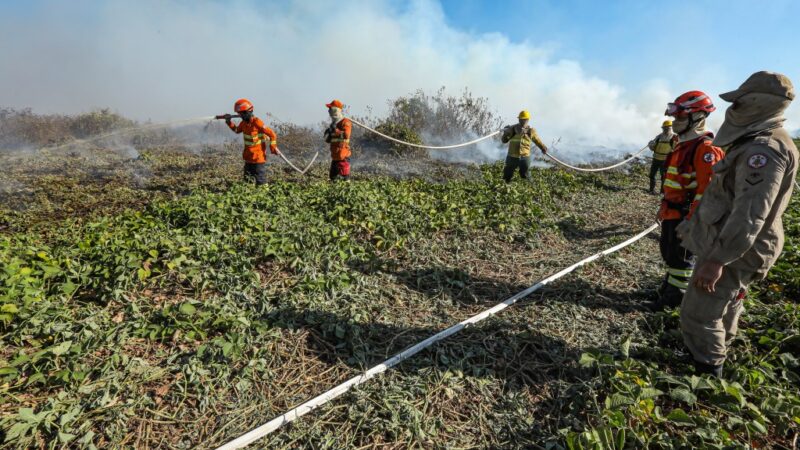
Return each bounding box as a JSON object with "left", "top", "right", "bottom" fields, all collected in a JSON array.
[
  {"left": 647, "top": 120, "right": 678, "bottom": 194},
  {"left": 224, "top": 99, "right": 278, "bottom": 186},
  {"left": 655, "top": 91, "right": 725, "bottom": 310},
  {"left": 324, "top": 99, "right": 352, "bottom": 181},
  {"left": 500, "top": 110, "right": 548, "bottom": 183},
  {"left": 677, "top": 71, "right": 797, "bottom": 377}
]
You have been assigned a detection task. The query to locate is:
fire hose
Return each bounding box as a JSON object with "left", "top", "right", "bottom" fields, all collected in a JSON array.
[
  {"left": 215, "top": 115, "right": 317, "bottom": 175},
  {"left": 212, "top": 223, "right": 659, "bottom": 450},
  {"left": 544, "top": 145, "right": 650, "bottom": 172},
  {"left": 277, "top": 149, "right": 318, "bottom": 175},
  {"left": 348, "top": 118, "right": 501, "bottom": 149},
  {"left": 350, "top": 117, "right": 649, "bottom": 172}
]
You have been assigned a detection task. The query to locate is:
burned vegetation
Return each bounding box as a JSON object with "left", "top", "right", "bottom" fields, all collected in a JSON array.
[{"left": 0, "top": 96, "right": 799, "bottom": 449}]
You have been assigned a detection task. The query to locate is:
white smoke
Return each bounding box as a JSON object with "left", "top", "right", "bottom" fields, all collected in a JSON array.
[{"left": 0, "top": 0, "right": 797, "bottom": 154}]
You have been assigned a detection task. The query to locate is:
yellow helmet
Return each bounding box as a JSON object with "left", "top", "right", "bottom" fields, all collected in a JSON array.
[
  {"left": 662, "top": 120, "right": 673, "bottom": 127},
  {"left": 518, "top": 110, "right": 531, "bottom": 120}
]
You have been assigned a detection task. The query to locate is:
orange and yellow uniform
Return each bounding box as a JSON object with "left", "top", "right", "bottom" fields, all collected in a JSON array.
[
  {"left": 327, "top": 118, "right": 352, "bottom": 161},
  {"left": 656, "top": 133, "right": 724, "bottom": 300},
  {"left": 659, "top": 134, "right": 725, "bottom": 221},
  {"left": 228, "top": 117, "right": 278, "bottom": 163}
]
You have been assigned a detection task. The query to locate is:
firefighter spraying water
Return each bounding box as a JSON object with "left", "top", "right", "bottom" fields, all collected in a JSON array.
[{"left": 218, "top": 99, "right": 279, "bottom": 186}]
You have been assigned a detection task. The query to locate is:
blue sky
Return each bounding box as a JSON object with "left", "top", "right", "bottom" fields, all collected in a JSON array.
[
  {"left": 1, "top": 0, "right": 797, "bottom": 146},
  {"left": 439, "top": 0, "right": 800, "bottom": 92}
]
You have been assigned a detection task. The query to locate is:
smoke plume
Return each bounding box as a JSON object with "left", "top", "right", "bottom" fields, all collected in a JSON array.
[{"left": 0, "top": 0, "right": 797, "bottom": 153}]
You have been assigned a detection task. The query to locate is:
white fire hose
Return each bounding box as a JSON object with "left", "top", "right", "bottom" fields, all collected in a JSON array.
[
  {"left": 213, "top": 223, "right": 659, "bottom": 450},
  {"left": 350, "top": 118, "right": 649, "bottom": 172}
]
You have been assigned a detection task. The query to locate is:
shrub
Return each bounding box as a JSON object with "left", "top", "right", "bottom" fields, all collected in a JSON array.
[
  {"left": 385, "top": 87, "right": 502, "bottom": 143},
  {"left": 0, "top": 107, "right": 134, "bottom": 149},
  {"left": 360, "top": 123, "right": 425, "bottom": 158},
  {"left": 67, "top": 108, "right": 134, "bottom": 138}
]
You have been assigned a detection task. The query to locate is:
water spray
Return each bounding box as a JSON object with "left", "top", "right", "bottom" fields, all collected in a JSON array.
[{"left": 39, "top": 117, "right": 217, "bottom": 152}]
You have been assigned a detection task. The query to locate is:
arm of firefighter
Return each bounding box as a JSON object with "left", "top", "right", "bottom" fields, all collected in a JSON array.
[
  {"left": 333, "top": 119, "right": 352, "bottom": 140},
  {"left": 343, "top": 119, "right": 352, "bottom": 140},
  {"left": 530, "top": 128, "right": 547, "bottom": 153},
  {"left": 228, "top": 120, "right": 240, "bottom": 133},
  {"left": 261, "top": 125, "right": 279, "bottom": 154},
  {"left": 648, "top": 136, "right": 657, "bottom": 151},
  {"left": 705, "top": 146, "right": 787, "bottom": 265},
  {"left": 687, "top": 145, "right": 723, "bottom": 217},
  {"left": 501, "top": 126, "right": 512, "bottom": 144}
]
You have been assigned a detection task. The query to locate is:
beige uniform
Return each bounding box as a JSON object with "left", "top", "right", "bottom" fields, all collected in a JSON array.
[{"left": 677, "top": 128, "right": 798, "bottom": 365}]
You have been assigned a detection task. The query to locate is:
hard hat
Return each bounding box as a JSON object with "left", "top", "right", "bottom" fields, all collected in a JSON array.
[
  {"left": 662, "top": 120, "right": 673, "bottom": 127},
  {"left": 326, "top": 99, "right": 344, "bottom": 109},
  {"left": 518, "top": 110, "right": 531, "bottom": 120},
  {"left": 720, "top": 71, "right": 795, "bottom": 102},
  {"left": 234, "top": 98, "right": 254, "bottom": 113},
  {"left": 665, "top": 91, "right": 715, "bottom": 117}
]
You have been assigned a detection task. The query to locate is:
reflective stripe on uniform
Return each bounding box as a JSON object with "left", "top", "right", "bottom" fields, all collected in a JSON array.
[
  {"left": 667, "top": 267, "right": 693, "bottom": 278},
  {"left": 667, "top": 167, "right": 694, "bottom": 177},
  {"left": 330, "top": 138, "right": 350, "bottom": 143},
  {"left": 668, "top": 275, "right": 689, "bottom": 290},
  {"left": 694, "top": 194, "right": 703, "bottom": 201},
  {"left": 653, "top": 141, "right": 673, "bottom": 157},
  {"left": 507, "top": 131, "right": 535, "bottom": 157},
  {"left": 663, "top": 179, "right": 683, "bottom": 189}
]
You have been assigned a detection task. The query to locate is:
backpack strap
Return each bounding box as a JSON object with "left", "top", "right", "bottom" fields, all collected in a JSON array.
[{"left": 678, "top": 135, "right": 713, "bottom": 170}]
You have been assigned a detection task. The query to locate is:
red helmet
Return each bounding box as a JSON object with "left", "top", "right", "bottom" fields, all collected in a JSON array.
[
  {"left": 325, "top": 99, "right": 344, "bottom": 109},
  {"left": 234, "top": 98, "right": 254, "bottom": 113},
  {"left": 665, "top": 91, "right": 716, "bottom": 117}
]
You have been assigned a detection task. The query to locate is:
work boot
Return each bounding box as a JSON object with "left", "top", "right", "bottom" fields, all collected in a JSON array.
[
  {"left": 659, "top": 289, "right": 684, "bottom": 309},
  {"left": 657, "top": 275, "right": 685, "bottom": 309},
  {"left": 652, "top": 279, "right": 682, "bottom": 310},
  {"left": 694, "top": 360, "right": 723, "bottom": 378}
]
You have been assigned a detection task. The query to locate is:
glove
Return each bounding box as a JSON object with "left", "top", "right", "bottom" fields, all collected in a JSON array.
[
  {"left": 541, "top": 147, "right": 548, "bottom": 154},
  {"left": 224, "top": 114, "right": 232, "bottom": 125},
  {"left": 271, "top": 147, "right": 279, "bottom": 155}
]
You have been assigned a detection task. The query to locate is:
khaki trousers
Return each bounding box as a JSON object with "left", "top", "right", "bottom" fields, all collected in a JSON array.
[{"left": 679, "top": 259, "right": 754, "bottom": 366}]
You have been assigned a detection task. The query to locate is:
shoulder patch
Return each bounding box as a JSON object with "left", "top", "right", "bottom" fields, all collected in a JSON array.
[
  {"left": 703, "top": 152, "right": 715, "bottom": 163},
  {"left": 747, "top": 153, "right": 768, "bottom": 169}
]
